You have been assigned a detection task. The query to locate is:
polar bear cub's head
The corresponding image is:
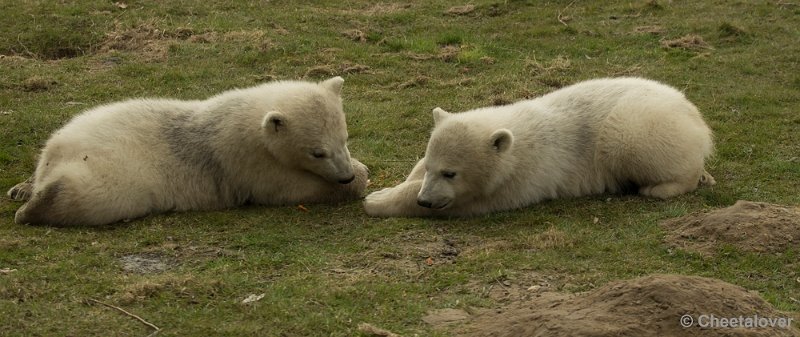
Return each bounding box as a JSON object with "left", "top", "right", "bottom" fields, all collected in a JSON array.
[
  {"left": 417, "top": 107, "right": 514, "bottom": 210},
  {"left": 260, "top": 76, "right": 356, "bottom": 184}
]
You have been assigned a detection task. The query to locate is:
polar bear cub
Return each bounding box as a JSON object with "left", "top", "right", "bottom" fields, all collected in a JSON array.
[
  {"left": 365, "top": 77, "right": 715, "bottom": 217},
  {"left": 8, "top": 77, "right": 368, "bottom": 226}
]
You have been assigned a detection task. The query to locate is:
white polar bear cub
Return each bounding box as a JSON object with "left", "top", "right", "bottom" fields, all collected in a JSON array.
[
  {"left": 8, "top": 77, "right": 368, "bottom": 226},
  {"left": 365, "top": 77, "right": 715, "bottom": 217}
]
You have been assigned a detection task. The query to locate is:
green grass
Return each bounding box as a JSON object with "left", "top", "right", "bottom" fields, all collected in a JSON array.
[{"left": 1, "top": 1, "right": 799, "bottom": 336}]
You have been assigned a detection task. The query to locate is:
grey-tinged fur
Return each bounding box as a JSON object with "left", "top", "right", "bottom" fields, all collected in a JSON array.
[{"left": 161, "top": 111, "right": 233, "bottom": 204}]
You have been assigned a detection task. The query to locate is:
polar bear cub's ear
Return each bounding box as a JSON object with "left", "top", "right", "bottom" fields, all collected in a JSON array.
[
  {"left": 320, "top": 76, "right": 344, "bottom": 96},
  {"left": 262, "top": 111, "right": 287, "bottom": 132},
  {"left": 432, "top": 107, "right": 451, "bottom": 126},
  {"left": 490, "top": 129, "right": 514, "bottom": 153}
]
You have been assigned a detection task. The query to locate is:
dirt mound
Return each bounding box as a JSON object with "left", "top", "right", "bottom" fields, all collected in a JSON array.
[
  {"left": 662, "top": 200, "right": 800, "bottom": 256},
  {"left": 462, "top": 274, "right": 798, "bottom": 337}
]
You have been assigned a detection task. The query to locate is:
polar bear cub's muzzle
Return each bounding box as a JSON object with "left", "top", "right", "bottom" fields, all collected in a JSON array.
[
  {"left": 313, "top": 146, "right": 356, "bottom": 184},
  {"left": 417, "top": 171, "right": 455, "bottom": 210},
  {"left": 333, "top": 149, "right": 356, "bottom": 184}
]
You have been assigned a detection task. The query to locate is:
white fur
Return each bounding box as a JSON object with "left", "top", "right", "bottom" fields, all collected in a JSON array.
[
  {"left": 365, "top": 77, "right": 715, "bottom": 217},
  {"left": 9, "top": 76, "right": 368, "bottom": 226}
]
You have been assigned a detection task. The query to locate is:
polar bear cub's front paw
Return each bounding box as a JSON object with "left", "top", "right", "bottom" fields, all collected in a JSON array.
[{"left": 364, "top": 187, "right": 401, "bottom": 217}]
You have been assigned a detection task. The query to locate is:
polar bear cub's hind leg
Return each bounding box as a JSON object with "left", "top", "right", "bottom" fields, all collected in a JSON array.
[
  {"left": 14, "top": 179, "right": 67, "bottom": 226},
  {"left": 7, "top": 176, "right": 34, "bottom": 201},
  {"left": 13, "top": 163, "right": 135, "bottom": 227},
  {"left": 638, "top": 177, "right": 701, "bottom": 199}
]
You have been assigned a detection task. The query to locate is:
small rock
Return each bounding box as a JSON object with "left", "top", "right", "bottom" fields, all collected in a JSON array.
[{"left": 241, "top": 293, "right": 265, "bottom": 304}]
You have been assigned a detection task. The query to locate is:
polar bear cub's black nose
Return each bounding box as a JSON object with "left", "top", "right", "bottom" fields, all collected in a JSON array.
[
  {"left": 417, "top": 199, "right": 433, "bottom": 208},
  {"left": 338, "top": 175, "right": 355, "bottom": 184}
]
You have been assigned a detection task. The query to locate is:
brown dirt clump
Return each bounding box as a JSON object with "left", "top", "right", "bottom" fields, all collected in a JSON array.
[
  {"left": 100, "top": 22, "right": 167, "bottom": 50},
  {"left": 357, "top": 322, "right": 403, "bottom": 337},
  {"left": 445, "top": 5, "right": 476, "bottom": 16},
  {"left": 356, "top": 3, "right": 411, "bottom": 16},
  {"left": 662, "top": 200, "right": 800, "bottom": 256},
  {"left": 397, "top": 75, "right": 430, "bottom": 89},
  {"left": 439, "top": 45, "right": 461, "bottom": 62},
  {"left": 341, "top": 62, "right": 371, "bottom": 74},
  {"left": 461, "top": 274, "right": 799, "bottom": 337},
  {"left": 661, "top": 34, "right": 713, "bottom": 50},
  {"left": 303, "top": 63, "right": 372, "bottom": 78},
  {"left": 342, "top": 29, "right": 367, "bottom": 42},
  {"left": 21, "top": 76, "right": 58, "bottom": 92},
  {"left": 634, "top": 25, "right": 666, "bottom": 35},
  {"left": 304, "top": 65, "right": 337, "bottom": 78}
]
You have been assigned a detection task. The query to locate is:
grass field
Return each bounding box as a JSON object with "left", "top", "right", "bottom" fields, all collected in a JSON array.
[{"left": 1, "top": 1, "right": 799, "bottom": 336}]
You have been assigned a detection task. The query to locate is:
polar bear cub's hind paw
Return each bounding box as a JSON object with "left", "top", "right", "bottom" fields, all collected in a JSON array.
[
  {"left": 699, "top": 169, "right": 716, "bottom": 186},
  {"left": 7, "top": 176, "right": 34, "bottom": 201},
  {"left": 639, "top": 180, "right": 698, "bottom": 199}
]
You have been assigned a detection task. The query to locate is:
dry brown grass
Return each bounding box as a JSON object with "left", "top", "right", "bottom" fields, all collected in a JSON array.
[{"left": 660, "top": 34, "right": 713, "bottom": 50}]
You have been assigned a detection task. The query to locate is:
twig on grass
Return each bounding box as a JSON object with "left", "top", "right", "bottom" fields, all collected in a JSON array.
[
  {"left": 557, "top": 1, "right": 576, "bottom": 26},
  {"left": 357, "top": 322, "right": 404, "bottom": 337},
  {"left": 87, "top": 298, "right": 161, "bottom": 334},
  {"left": 16, "top": 33, "right": 36, "bottom": 58},
  {"left": 145, "top": 329, "right": 161, "bottom": 337}
]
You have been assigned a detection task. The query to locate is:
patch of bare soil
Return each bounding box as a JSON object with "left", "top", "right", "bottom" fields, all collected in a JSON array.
[
  {"left": 662, "top": 200, "right": 800, "bottom": 256},
  {"left": 118, "top": 241, "right": 238, "bottom": 274},
  {"left": 114, "top": 274, "right": 225, "bottom": 305},
  {"left": 328, "top": 231, "right": 480, "bottom": 283},
  {"left": 460, "top": 274, "right": 799, "bottom": 337},
  {"left": 374, "top": 231, "right": 460, "bottom": 272},
  {"left": 459, "top": 268, "right": 587, "bottom": 314},
  {"left": 119, "top": 253, "right": 172, "bottom": 274},
  {"left": 423, "top": 308, "right": 472, "bottom": 326}
]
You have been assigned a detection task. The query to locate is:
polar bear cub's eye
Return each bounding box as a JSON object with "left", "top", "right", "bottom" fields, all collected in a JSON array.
[
  {"left": 311, "top": 149, "right": 327, "bottom": 159},
  {"left": 441, "top": 170, "right": 457, "bottom": 179}
]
